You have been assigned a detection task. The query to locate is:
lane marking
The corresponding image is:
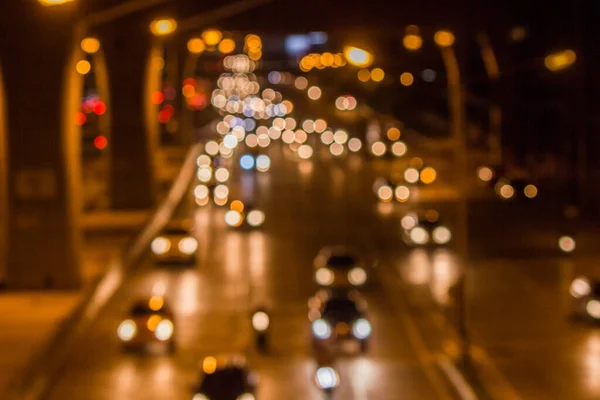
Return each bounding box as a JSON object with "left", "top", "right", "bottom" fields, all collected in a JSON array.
[
  {"left": 377, "top": 267, "right": 454, "bottom": 400},
  {"left": 437, "top": 355, "right": 478, "bottom": 400},
  {"left": 471, "top": 346, "right": 523, "bottom": 400}
]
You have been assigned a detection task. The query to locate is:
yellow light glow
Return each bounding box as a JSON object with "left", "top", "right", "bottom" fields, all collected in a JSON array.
[
  {"left": 477, "top": 166, "right": 494, "bottom": 182},
  {"left": 187, "top": 38, "right": 206, "bottom": 54},
  {"left": 434, "top": 30, "right": 456, "bottom": 47},
  {"left": 218, "top": 38, "right": 236, "bottom": 54},
  {"left": 248, "top": 49, "right": 262, "bottom": 60},
  {"left": 545, "top": 50, "right": 576, "bottom": 72},
  {"left": 203, "top": 357, "right": 218, "bottom": 374},
  {"left": 403, "top": 34, "right": 423, "bottom": 51},
  {"left": 343, "top": 46, "right": 374, "bottom": 68},
  {"left": 387, "top": 127, "right": 401, "bottom": 141},
  {"left": 371, "top": 68, "right": 385, "bottom": 82},
  {"left": 149, "top": 295, "right": 164, "bottom": 311},
  {"left": 153, "top": 56, "right": 165, "bottom": 70},
  {"left": 321, "top": 52, "right": 334, "bottom": 67},
  {"left": 182, "top": 84, "right": 195, "bottom": 98},
  {"left": 38, "top": 0, "right": 74, "bottom": 5},
  {"left": 245, "top": 34, "right": 262, "bottom": 49},
  {"left": 76, "top": 60, "right": 91, "bottom": 75},
  {"left": 202, "top": 29, "right": 223, "bottom": 46},
  {"left": 334, "top": 54, "right": 346, "bottom": 67},
  {"left": 357, "top": 69, "right": 371, "bottom": 82},
  {"left": 150, "top": 19, "right": 177, "bottom": 37},
  {"left": 400, "top": 72, "right": 414, "bottom": 86},
  {"left": 81, "top": 38, "right": 100, "bottom": 54},
  {"left": 230, "top": 200, "right": 245, "bottom": 213},
  {"left": 147, "top": 314, "right": 162, "bottom": 332},
  {"left": 420, "top": 167, "right": 437, "bottom": 184},
  {"left": 300, "top": 56, "right": 314, "bottom": 71}
]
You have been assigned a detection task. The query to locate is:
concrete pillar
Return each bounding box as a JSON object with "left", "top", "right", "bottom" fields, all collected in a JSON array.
[
  {"left": 98, "top": 20, "right": 159, "bottom": 209},
  {"left": 0, "top": 2, "right": 83, "bottom": 289}
]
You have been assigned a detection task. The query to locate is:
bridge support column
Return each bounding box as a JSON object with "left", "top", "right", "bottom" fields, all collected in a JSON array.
[
  {"left": 99, "top": 21, "right": 160, "bottom": 209},
  {"left": 0, "top": 2, "right": 83, "bottom": 289}
]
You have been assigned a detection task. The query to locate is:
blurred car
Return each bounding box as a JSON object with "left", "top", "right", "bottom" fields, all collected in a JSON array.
[
  {"left": 193, "top": 354, "right": 258, "bottom": 400},
  {"left": 569, "top": 276, "right": 600, "bottom": 320},
  {"left": 194, "top": 182, "right": 230, "bottom": 207},
  {"left": 401, "top": 210, "right": 452, "bottom": 247},
  {"left": 313, "top": 246, "right": 369, "bottom": 289},
  {"left": 224, "top": 201, "right": 265, "bottom": 230},
  {"left": 372, "top": 177, "right": 411, "bottom": 203},
  {"left": 117, "top": 295, "right": 175, "bottom": 352},
  {"left": 494, "top": 178, "right": 538, "bottom": 200},
  {"left": 151, "top": 219, "right": 197, "bottom": 264},
  {"left": 309, "top": 290, "right": 371, "bottom": 353}
]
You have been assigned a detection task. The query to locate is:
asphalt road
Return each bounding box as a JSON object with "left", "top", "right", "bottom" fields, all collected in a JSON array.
[
  {"left": 46, "top": 141, "right": 457, "bottom": 400},
  {"left": 47, "top": 120, "right": 600, "bottom": 399}
]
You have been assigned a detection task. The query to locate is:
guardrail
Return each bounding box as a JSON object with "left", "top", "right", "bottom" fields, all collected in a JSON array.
[{"left": 4, "top": 137, "right": 205, "bottom": 400}]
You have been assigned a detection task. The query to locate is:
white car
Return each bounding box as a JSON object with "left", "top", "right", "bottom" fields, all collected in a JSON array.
[
  {"left": 313, "top": 246, "right": 369, "bottom": 289},
  {"left": 151, "top": 219, "right": 198, "bottom": 264}
]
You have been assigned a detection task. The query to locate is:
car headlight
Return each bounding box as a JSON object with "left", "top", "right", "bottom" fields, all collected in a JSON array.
[
  {"left": 247, "top": 210, "right": 265, "bottom": 227},
  {"left": 117, "top": 320, "right": 137, "bottom": 341},
  {"left": 178, "top": 237, "right": 198, "bottom": 255},
  {"left": 312, "top": 319, "right": 332, "bottom": 339},
  {"left": 155, "top": 319, "right": 174, "bottom": 341},
  {"left": 571, "top": 277, "right": 591, "bottom": 298},
  {"left": 348, "top": 267, "right": 367, "bottom": 286},
  {"left": 352, "top": 318, "right": 372, "bottom": 339},
  {"left": 409, "top": 227, "right": 429, "bottom": 245},
  {"left": 237, "top": 394, "right": 255, "bottom": 400},
  {"left": 151, "top": 237, "right": 171, "bottom": 255},
  {"left": 432, "top": 226, "right": 452, "bottom": 244},
  {"left": 225, "top": 210, "right": 243, "bottom": 227},
  {"left": 315, "top": 367, "right": 340, "bottom": 389},
  {"left": 587, "top": 300, "right": 600, "bottom": 319},
  {"left": 315, "top": 268, "right": 334, "bottom": 286},
  {"left": 192, "top": 394, "right": 209, "bottom": 400},
  {"left": 252, "top": 311, "right": 270, "bottom": 332}
]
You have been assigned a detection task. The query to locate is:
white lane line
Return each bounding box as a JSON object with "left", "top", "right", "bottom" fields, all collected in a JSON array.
[
  {"left": 471, "top": 346, "right": 523, "bottom": 400},
  {"left": 377, "top": 267, "right": 454, "bottom": 400},
  {"left": 437, "top": 356, "right": 478, "bottom": 400}
]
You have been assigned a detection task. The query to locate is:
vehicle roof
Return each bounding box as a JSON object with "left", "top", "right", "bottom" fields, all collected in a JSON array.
[
  {"left": 162, "top": 219, "right": 193, "bottom": 234},
  {"left": 129, "top": 298, "right": 170, "bottom": 314}
]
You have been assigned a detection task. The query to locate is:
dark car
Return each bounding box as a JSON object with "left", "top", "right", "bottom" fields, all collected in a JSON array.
[
  {"left": 309, "top": 291, "right": 371, "bottom": 353},
  {"left": 193, "top": 356, "right": 258, "bottom": 400},
  {"left": 401, "top": 210, "right": 452, "bottom": 247}
]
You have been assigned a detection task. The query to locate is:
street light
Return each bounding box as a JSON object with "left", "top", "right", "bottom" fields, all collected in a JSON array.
[
  {"left": 434, "top": 30, "right": 456, "bottom": 47},
  {"left": 545, "top": 49, "right": 576, "bottom": 72},
  {"left": 343, "top": 46, "right": 373, "bottom": 68},
  {"left": 150, "top": 18, "right": 177, "bottom": 36},
  {"left": 38, "top": 0, "right": 74, "bottom": 5},
  {"left": 80, "top": 37, "right": 100, "bottom": 54},
  {"left": 187, "top": 38, "right": 206, "bottom": 54},
  {"left": 202, "top": 29, "right": 223, "bottom": 46}
]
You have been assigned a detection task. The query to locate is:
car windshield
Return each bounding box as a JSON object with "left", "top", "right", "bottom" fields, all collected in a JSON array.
[
  {"left": 327, "top": 255, "right": 357, "bottom": 268},
  {"left": 199, "top": 368, "right": 246, "bottom": 397},
  {"left": 323, "top": 298, "right": 361, "bottom": 319}
]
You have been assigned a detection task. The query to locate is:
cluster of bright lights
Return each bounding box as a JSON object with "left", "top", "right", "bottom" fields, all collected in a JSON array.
[{"left": 299, "top": 52, "right": 347, "bottom": 72}]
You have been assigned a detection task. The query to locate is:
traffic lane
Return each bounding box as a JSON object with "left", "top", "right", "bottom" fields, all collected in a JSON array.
[
  {"left": 261, "top": 146, "right": 454, "bottom": 399},
  {"left": 465, "top": 258, "right": 600, "bottom": 400},
  {"left": 384, "top": 205, "right": 600, "bottom": 399},
  {"left": 46, "top": 142, "right": 450, "bottom": 400}
]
